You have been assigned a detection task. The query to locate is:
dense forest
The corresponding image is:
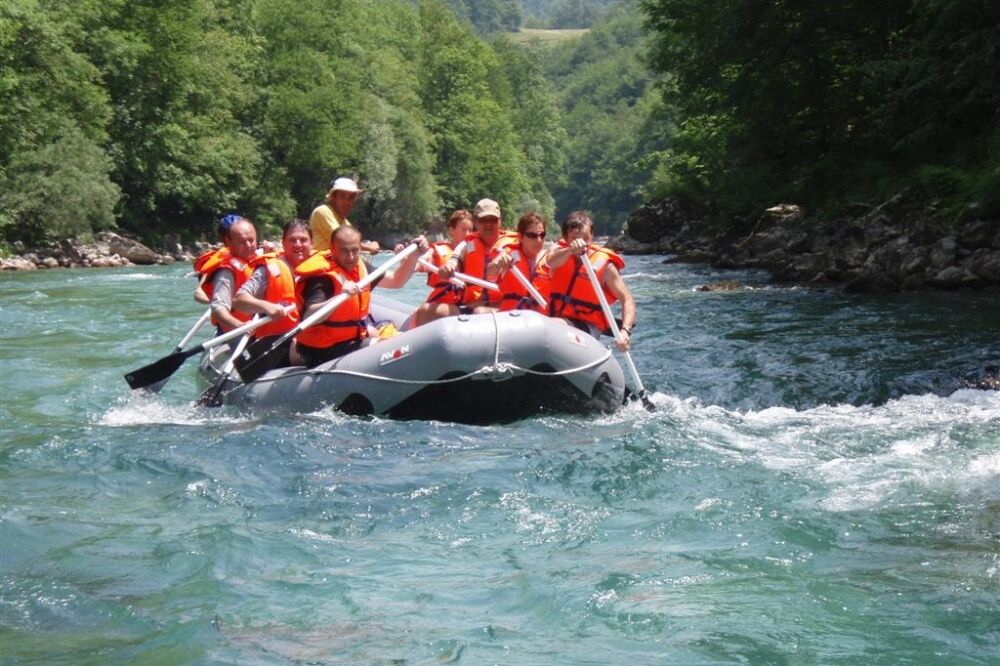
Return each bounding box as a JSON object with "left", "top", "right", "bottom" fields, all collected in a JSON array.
[
  {"left": 641, "top": 0, "right": 1000, "bottom": 229},
  {"left": 2, "top": 0, "right": 996, "bottom": 250}
]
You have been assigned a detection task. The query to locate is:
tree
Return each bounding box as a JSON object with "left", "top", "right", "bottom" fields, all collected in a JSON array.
[{"left": 0, "top": 0, "right": 119, "bottom": 243}]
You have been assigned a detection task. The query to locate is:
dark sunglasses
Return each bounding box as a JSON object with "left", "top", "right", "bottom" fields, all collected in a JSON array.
[{"left": 522, "top": 231, "right": 546, "bottom": 240}]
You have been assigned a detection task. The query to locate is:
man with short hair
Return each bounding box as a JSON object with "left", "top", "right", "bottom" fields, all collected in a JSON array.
[
  {"left": 309, "top": 177, "right": 381, "bottom": 254},
  {"left": 294, "top": 226, "right": 427, "bottom": 367},
  {"left": 194, "top": 217, "right": 258, "bottom": 333},
  {"left": 539, "top": 211, "right": 636, "bottom": 352},
  {"left": 409, "top": 198, "right": 516, "bottom": 327}
]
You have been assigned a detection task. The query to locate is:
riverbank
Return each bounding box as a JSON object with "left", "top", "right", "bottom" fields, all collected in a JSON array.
[
  {"left": 612, "top": 195, "right": 1000, "bottom": 293},
  {"left": 0, "top": 232, "right": 204, "bottom": 271}
]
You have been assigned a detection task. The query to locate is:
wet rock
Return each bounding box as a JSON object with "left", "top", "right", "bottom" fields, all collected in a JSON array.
[
  {"left": 103, "top": 232, "right": 161, "bottom": 265},
  {"left": 696, "top": 280, "right": 744, "bottom": 292},
  {"left": 0, "top": 257, "right": 37, "bottom": 271},
  {"left": 967, "top": 249, "right": 1000, "bottom": 281},
  {"left": 40, "top": 256, "right": 60, "bottom": 269},
  {"left": 620, "top": 192, "right": 998, "bottom": 292},
  {"left": 931, "top": 266, "right": 980, "bottom": 288},
  {"left": 607, "top": 235, "right": 658, "bottom": 254},
  {"left": 928, "top": 236, "right": 958, "bottom": 270}
]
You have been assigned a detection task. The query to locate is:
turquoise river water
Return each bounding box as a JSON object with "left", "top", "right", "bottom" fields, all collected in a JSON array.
[{"left": 1, "top": 256, "right": 998, "bottom": 664}]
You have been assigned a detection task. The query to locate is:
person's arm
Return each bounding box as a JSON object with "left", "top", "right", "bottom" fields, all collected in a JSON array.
[
  {"left": 300, "top": 276, "right": 335, "bottom": 319},
  {"left": 486, "top": 248, "right": 515, "bottom": 280},
  {"left": 438, "top": 240, "right": 468, "bottom": 280},
  {"left": 361, "top": 239, "right": 381, "bottom": 254},
  {"left": 378, "top": 236, "right": 430, "bottom": 289},
  {"left": 545, "top": 238, "right": 587, "bottom": 269},
  {"left": 233, "top": 266, "right": 289, "bottom": 320},
  {"left": 194, "top": 276, "right": 210, "bottom": 304},
  {"left": 209, "top": 270, "right": 245, "bottom": 331},
  {"left": 602, "top": 264, "right": 636, "bottom": 352}
]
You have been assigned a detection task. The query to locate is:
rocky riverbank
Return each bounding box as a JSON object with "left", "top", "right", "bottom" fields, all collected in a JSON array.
[
  {"left": 0, "top": 232, "right": 204, "bottom": 271},
  {"left": 611, "top": 195, "right": 1000, "bottom": 292}
]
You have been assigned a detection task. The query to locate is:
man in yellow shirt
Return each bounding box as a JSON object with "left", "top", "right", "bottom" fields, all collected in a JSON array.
[{"left": 308, "top": 177, "right": 381, "bottom": 254}]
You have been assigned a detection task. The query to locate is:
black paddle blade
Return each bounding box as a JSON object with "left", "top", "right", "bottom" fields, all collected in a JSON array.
[
  {"left": 124, "top": 347, "right": 201, "bottom": 390},
  {"left": 235, "top": 337, "right": 291, "bottom": 384},
  {"left": 196, "top": 380, "right": 227, "bottom": 408},
  {"left": 624, "top": 387, "right": 657, "bottom": 412}
]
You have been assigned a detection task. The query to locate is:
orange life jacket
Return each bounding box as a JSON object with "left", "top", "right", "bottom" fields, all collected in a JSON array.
[
  {"left": 247, "top": 253, "right": 299, "bottom": 338},
  {"left": 196, "top": 246, "right": 254, "bottom": 330},
  {"left": 497, "top": 244, "right": 550, "bottom": 312},
  {"left": 459, "top": 230, "right": 517, "bottom": 306},
  {"left": 544, "top": 241, "right": 625, "bottom": 331},
  {"left": 424, "top": 241, "right": 463, "bottom": 305},
  {"left": 294, "top": 253, "right": 370, "bottom": 349}
]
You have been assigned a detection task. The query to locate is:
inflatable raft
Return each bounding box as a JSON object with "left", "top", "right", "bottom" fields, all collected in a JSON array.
[{"left": 199, "top": 297, "right": 626, "bottom": 424}]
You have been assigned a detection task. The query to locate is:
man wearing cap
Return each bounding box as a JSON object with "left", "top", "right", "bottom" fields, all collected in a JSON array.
[
  {"left": 408, "top": 198, "right": 516, "bottom": 327},
  {"left": 538, "top": 211, "right": 636, "bottom": 352},
  {"left": 309, "top": 177, "right": 381, "bottom": 255}
]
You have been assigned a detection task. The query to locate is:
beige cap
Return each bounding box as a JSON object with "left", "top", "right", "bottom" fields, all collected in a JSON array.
[{"left": 474, "top": 198, "right": 501, "bottom": 219}]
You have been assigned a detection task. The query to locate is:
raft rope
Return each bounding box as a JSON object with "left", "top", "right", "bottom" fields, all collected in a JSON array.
[{"left": 242, "top": 311, "right": 614, "bottom": 387}]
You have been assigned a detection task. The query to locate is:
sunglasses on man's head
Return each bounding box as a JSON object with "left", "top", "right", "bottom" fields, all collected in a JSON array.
[{"left": 522, "top": 231, "right": 546, "bottom": 239}]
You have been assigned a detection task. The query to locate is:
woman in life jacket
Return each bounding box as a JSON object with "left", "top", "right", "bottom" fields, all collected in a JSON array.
[
  {"left": 539, "top": 211, "right": 636, "bottom": 352},
  {"left": 494, "top": 211, "right": 552, "bottom": 312},
  {"left": 231, "top": 219, "right": 314, "bottom": 368}
]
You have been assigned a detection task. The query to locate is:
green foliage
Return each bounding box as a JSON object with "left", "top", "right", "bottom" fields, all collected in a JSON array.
[
  {"left": 0, "top": 0, "right": 119, "bottom": 242},
  {"left": 541, "top": 7, "right": 665, "bottom": 233},
  {"left": 417, "top": 1, "right": 533, "bottom": 218},
  {"left": 641, "top": 0, "right": 1000, "bottom": 221},
  {"left": 522, "top": 0, "right": 621, "bottom": 28},
  {"left": 1, "top": 122, "right": 121, "bottom": 243},
  {"left": 1, "top": 0, "right": 568, "bottom": 245}
]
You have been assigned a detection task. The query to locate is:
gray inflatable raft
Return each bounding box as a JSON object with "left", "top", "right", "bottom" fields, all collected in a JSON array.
[{"left": 200, "top": 299, "right": 626, "bottom": 423}]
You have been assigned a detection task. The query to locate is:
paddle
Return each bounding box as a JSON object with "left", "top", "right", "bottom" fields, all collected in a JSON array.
[
  {"left": 196, "top": 314, "right": 261, "bottom": 407},
  {"left": 509, "top": 265, "right": 547, "bottom": 308},
  {"left": 237, "top": 243, "right": 420, "bottom": 384},
  {"left": 418, "top": 258, "right": 499, "bottom": 292},
  {"left": 579, "top": 254, "right": 655, "bottom": 411},
  {"left": 173, "top": 308, "right": 212, "bottom": 352},
  {"left": 141, "top": 308, "right": 212, "bottom": 394},
  {"left": 124, "top": 314, "right": 280, "bottom": 391}
]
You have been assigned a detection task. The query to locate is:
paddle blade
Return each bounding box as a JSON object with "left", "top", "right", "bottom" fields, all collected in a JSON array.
[
  {"left": 124, "top": 347, "right": 200, "bottom": 390},
  {"left": 624, "top": 387, "right": 657, "bottom": 412},
  {"left": 235, "top": 337, "right": 291, "bottom": 384},
  {"left": 196, "top": 381, "right": 227, "bottom": 408}
]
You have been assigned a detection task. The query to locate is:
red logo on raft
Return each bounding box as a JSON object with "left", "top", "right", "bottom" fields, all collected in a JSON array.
[{"left": 379, "top": 344, "right": 411, "bottom": 366}]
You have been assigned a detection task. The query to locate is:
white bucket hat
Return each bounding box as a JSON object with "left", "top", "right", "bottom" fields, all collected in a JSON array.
[{"left": 329, "top": 177, "right": 362, "bottom": 194}]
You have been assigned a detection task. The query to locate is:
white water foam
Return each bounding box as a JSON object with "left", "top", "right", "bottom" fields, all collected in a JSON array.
[
  {"left": 98, "top": 393, "right": 248, "bottom": 427},
  {"left": 92, "top": 272, "right": 164, "bottom": 282},
  {"left": 655, "top": 388, "right": 1000, "bottom": 512}
]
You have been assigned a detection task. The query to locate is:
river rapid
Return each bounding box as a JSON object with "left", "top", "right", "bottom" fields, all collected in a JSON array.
[{"left": 2, "top": 256, "right": 998, "bottom": 664}]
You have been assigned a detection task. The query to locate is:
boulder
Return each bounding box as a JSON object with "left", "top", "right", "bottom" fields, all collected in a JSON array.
[
  {"left": 967, "top": 249, "right": 1000, "bottom": 282},
  {"left": 931, "top": 266, "right": 980, "bottom": 288},
  {"left": 607, "top": 235, "right": 658, "bottom": 254},
  {"left": 0, "top": 257, "right": 38, "bottom": 271},
  {"left": 102, "top": 232, "right": 161, "bottom": 265},
  {"left": 696, "top": 280, "right": 744, "bottom": 292},
  {"left": 928, "top": 236, "right": 958, "bottom": 270}
]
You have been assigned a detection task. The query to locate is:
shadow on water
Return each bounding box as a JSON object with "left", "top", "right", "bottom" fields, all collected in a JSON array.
[{"left": 628, "top": 258, "right": 1000, "bottom": 411}]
